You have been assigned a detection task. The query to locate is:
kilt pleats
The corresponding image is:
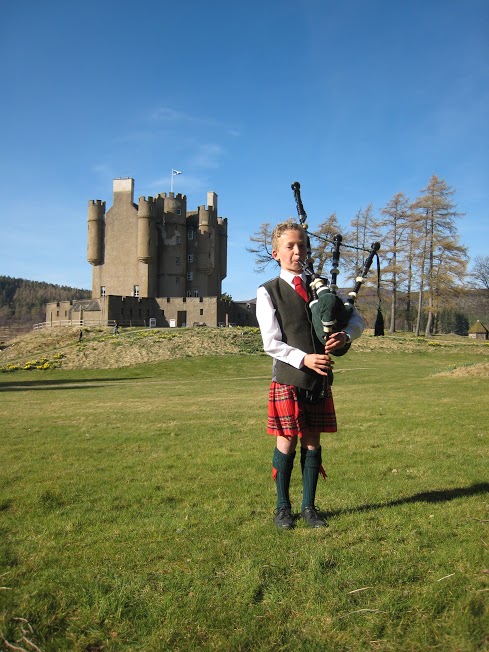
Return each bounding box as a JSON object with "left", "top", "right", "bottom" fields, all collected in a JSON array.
[{"left": 267, "top": 382, "right": 337, "bottom": 437}]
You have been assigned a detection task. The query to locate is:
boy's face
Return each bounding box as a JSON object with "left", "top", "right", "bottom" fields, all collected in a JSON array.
[{"left": 272, "top": 229, "right": 307, "bottom": 274}]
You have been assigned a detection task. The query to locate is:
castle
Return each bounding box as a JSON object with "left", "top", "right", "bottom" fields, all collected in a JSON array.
[{"left": 45, "top": 178, "right": 257, "bottom": 328}]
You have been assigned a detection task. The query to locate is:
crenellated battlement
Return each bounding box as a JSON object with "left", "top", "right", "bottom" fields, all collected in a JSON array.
[
  {"left": 138, "top": 196, "right": 156, "bottom": 218},
  {"left": 198, "top": 204, "right": 217, "bottom": 229},
  {"left": 88, "top": 200, "right": 106, "bottom": 223},
  {"left": 157, "top": 192, "right": 186, "bottom": 201}
]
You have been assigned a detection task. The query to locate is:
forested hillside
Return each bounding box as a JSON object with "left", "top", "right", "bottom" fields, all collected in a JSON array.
[{"left": 0, "top": 276, "right": 90, "bottom": 327}]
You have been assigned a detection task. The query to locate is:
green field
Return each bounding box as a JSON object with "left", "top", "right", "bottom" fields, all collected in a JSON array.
[{"left": 1, "top": 343, "right": 488, "bottom": 651}]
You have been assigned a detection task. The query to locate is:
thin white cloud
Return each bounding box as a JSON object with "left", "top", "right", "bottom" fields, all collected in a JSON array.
[
  {"left": 149, "top": 104, "right": 241, "bottom": 137},
  {"left": 92, "top": 162, "right": 120, "bottom": 181},
  {"left": 149, "top": 106, "right": 195, "bottom": 122},
  {"left": 190, "top": 143, "right": 225, "bottom": 169}
]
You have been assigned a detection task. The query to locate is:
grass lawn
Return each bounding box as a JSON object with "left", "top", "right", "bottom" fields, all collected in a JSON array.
[{"left": 0, "top": 343, "right": 488, "bottom": 651}]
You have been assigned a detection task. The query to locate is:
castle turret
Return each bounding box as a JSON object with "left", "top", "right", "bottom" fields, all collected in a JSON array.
[
  {"left": 163, "top": 192, "right": 186, "bottom": 223},
  {"left": 137, "top": 196, "right": 156, "bottom": 263},
  {"left": 87, "top": 199, "right": 106, "bottom": 265},
  {"left": 197, "top": 202, "right": 217, "bottom": 276}
]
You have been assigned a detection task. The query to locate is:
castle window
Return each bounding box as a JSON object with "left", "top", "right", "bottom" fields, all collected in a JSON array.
[
  {"left": 167, "top": 298, "right": 170, "bottom": 303},
  {"left": 176, "top": 209, "right": 182, "bottom": 215},
  {"left": 188, "top": 230, "right": 194, "bottom": 240},
  {"left": 134, "top": 285, "right": 140, "bottom": 297},
  {"left": 176, "top": 277, "right": 180, "bottom": 285},
  {"left": 194, "top": 290, "right": 199, "bottom": 298},
  {"left": 101, "top": 286, "right": 106, "bottom": 297},
  {"left": 176, "top": 236, "right": 181, "bottom": 244},
  {"left": 200, "top": 309, "right": 204, "bottom": 316},
  {"left": 187, "top": 272, "right": 193, "bottom": 281},
  {"left": 187, "top": 254, "right": 193, "bottom": 263},
  {"left": 176, "top": 257, "right": 180, "bottom": 266},
  {"left": 186, "top": 290, "right": 192, "bottom": 297}
]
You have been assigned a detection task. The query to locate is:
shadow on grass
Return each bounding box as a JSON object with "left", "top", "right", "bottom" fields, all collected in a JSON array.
[
  {"left": 0, "top": 377, "right": 144, "bottom": 391},
  {"left": 326, "top": 482, "right": 489, "bottom": 518}
]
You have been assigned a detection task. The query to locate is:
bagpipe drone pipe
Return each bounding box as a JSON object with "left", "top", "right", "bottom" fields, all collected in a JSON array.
[{"left": 291, "top": 181, "right": 384, "bottom": 356}]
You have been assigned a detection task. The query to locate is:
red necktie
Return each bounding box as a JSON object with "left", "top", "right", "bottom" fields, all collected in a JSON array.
[{"left": 293, "top": 275, "right": 308, "bottom": 302}]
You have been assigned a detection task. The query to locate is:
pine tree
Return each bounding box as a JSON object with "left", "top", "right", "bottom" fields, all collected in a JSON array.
[{"left": 412, "top": 175, "right": 467, "bottom": 336}]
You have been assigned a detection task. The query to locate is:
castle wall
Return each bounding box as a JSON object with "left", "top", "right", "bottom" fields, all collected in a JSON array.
[
  {"left": 45, "top": 300, "right": 102, "bottom": 325},
  {"left": 45, "top": 296, "right": 226, "bottom": 328}
]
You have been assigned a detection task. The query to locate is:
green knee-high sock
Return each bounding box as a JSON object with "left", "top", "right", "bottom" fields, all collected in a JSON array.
[
  {"left": 273, "top": 448, "right": 296, "bottom": 510},
  {"left": 301, "top": 446, "right": 322, "bottom": 511}
]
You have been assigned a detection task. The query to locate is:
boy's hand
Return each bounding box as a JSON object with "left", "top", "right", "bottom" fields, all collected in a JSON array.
[
  {"left": 324, "top": 331, "right": 349, "bottom": 353},
  {"left": 303, "top": 353, "right": 334, "bottom": 376}
]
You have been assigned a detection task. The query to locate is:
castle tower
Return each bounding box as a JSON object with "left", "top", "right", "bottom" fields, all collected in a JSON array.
[
  {"left": 156, "top": 192, "right": 188, "bottom": 297},
  {"left": 87, "top": 199, "right": 105, "bottom": 266},
  {"left": 137, "top": 196, "right": 157, "bottom": 297}
]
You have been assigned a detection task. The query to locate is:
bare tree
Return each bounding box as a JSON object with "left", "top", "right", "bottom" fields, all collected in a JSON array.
[
  {"left": 308, "top": 212, "right": 343, "bottom": 276},
  {"left": 470, "top": 255, "right": 489, "bottom": 290},
  {"left": 402, "top": 207, "right": 425, "bottom": 332},
  {"left": 375, "top": 192, "right": 412, "bottom": 333},
  {"left": 247, "top": 223, "right": 275, "bottom": 273},
  {"left": 349, "top": 204, "right": 373, "bottom": 272}
]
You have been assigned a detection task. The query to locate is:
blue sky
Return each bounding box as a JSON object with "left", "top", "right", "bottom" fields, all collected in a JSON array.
[{"left": 1, "top": 0, "right": 488, "bottom": 300}]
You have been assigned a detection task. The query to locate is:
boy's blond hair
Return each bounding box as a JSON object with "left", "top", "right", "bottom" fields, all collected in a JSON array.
[{"left": 271, "top": 219, "right": 306, "bottom": 251}]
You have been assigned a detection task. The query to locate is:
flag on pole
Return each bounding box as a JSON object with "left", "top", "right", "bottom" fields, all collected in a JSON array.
[{"left": 170, "top": 169, "right": 182, "bottom": 192}]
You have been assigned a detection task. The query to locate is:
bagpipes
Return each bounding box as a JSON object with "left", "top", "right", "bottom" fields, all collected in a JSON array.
[{"left": 291, "top": 181, "right": 384, "bottom": 356}]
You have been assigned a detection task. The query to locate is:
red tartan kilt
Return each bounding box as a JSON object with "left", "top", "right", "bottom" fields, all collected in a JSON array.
[{"left": 267, "top": 381, "right": 337, "bottom": 437}]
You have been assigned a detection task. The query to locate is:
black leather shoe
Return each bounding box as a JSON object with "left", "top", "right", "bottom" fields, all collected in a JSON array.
[
  {"left": 302, "top": 506, "right": 327, "bottom": 528},
  {"left": 274, "top": 507, "right": 294, "bottom": 529}
]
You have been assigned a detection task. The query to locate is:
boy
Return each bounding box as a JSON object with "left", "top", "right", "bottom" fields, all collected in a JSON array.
[{"left": 256, "top": 219, "right": 365, "bottom": 529}]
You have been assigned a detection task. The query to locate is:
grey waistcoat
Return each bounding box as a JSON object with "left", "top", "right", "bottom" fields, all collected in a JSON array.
[{"left": 262, "top": 277, "right": 325, "bottom": 391}]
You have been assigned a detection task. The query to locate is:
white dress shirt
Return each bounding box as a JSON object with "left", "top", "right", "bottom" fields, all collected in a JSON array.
[{"left": 256, "top": 268, "right": 366, "bottom": 369}]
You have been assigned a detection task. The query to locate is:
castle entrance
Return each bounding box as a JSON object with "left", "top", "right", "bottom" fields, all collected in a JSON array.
[{"left": 177, "top": 311, "right": 187, "bottom": 327}]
